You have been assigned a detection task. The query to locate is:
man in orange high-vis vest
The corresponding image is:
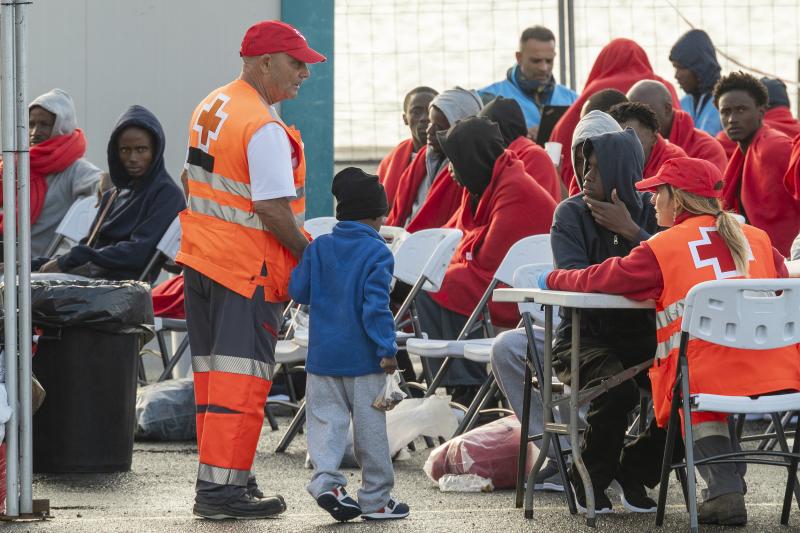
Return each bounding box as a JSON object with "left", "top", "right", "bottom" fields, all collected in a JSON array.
[
  {"left": 543, "top": 157, "right": 800, "bottom": 526},
  {"left": 177, "top": 20, "right": 326, "bottom": 520}
]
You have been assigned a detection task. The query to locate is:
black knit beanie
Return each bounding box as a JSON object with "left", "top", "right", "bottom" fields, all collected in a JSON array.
[{"left": 331, "top": 167, "right": 388, "bottom": 221}]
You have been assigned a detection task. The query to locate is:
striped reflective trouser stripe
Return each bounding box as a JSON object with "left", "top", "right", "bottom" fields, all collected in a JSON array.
[
  {"left": 192, "top": 354, "right": 274, "bottom": 381},
  {"left": 197, "top": 463, "right": 251, "bottom": 486}
]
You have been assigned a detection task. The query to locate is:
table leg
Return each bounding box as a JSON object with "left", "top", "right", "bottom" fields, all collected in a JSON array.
[
  {"left": 523, "top": 311, "right": 551, "bottom": 518},
  {"left": 570, "top": 308, "right": 595, "bottom": 526}
]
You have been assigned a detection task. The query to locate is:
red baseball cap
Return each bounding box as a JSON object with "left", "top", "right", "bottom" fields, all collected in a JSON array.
[
  {"left": 635, "top": 157, "right": 724, "bottom": 198},
  {"left": 240, "top": 20, "right": 327, "bottom": 64}
]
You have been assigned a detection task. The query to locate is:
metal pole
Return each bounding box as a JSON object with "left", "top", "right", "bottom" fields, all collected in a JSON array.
[
  {"left": 567, "top": 0, "right": 576, "bottom": 91},
  {"left": 14, "top": 0, "right": 32, "bottom": 514},
  {"left": 557, "top": 0, "right": 567, "bottom": 87},
  {"left": 1, "top": 0, "right": 19, "bottom": 517}
]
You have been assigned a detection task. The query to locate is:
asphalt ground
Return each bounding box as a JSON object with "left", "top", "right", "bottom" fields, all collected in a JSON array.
[{"left": 3, "top": 417, "right": 800, "bottom": 533}]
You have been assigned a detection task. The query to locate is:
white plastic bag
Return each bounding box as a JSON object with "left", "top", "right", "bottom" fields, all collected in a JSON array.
[
  {"left": 438, "top": 473, "right": 494, "bottom": 492},
  {"left": 372, "top": 372, "right": 406, "bottom": 411},
  {"left": 386, "top": 396, "right": 458, "bottom": 455}
]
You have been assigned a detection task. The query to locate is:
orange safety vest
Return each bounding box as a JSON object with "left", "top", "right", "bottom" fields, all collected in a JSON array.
[
  {"left": 176, "top": 79, "right": 306, "bottom": 301},
  {"left": 647, "top": 214, "right": 800, "bottom": 427}
]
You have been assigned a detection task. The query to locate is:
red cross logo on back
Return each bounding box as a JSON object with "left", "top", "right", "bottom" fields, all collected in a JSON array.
[
  {"left": 688, "top": 226, "right": 753, "bottom": 279},
  {"left": 193, "top": 93, "right": 230, "bottom": 153}
]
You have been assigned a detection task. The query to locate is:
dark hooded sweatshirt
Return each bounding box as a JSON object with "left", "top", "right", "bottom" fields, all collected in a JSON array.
[
  {"left": 550, "top": 128, "right": 657, "bottom": 355},
  {"left": 52, "top": 106, "right": 186, "bottom": 283},
  {"left": 669, "top": 29, "right": 721, "bottom": 96}
]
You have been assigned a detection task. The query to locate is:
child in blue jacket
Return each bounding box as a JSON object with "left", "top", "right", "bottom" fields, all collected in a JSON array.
[{"left": 289, "top": 167, "right": 409, "bottom": 522}]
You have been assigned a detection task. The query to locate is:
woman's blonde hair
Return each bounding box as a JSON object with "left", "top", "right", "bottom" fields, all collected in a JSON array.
[{"left": 671, "top": 186, "right": 750, "bottom": 276}]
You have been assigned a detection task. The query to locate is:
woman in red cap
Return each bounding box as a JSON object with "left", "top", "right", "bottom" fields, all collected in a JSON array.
[{"left": 539, "top": 157, "right": 800, "bottom": 526}]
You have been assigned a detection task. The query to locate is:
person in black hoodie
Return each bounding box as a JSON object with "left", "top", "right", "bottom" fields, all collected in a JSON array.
[
  {"left": 35, "top": 106, "right": 186, "bottom": 283},
  {"left": 669, "top": 29, "right": 722, "bottom": 137},
  {"left": 547, "top": 128, "right": 676, "bottom": 514}
]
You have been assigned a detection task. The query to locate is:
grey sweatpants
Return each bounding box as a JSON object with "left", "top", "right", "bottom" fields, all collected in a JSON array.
[
  {"left": 305, "top": 372, "right": 394, "bottom": 513},
  {"left": 490, "top": 327, "right": 570, "bottom": 460}
]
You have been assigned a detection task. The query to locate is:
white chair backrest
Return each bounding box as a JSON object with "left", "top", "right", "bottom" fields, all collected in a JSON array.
[
  {"left": 393, "top": 228, "right": 462, "bottom": 291},
  {"left": 682, "top": 279, "right": 800, "bottom": 350},
  {"left": 55, "top": 195, "right": 99, "bottom": 244},
  {"left": 513, "top": 263, "right": 561, "bottom": 327},
  {"left": 494, "top": 234, "right": 554, "bottom": 286},
  {"left": 380, "top": 225, "right": 409, "bottom": 255},
  {"left": 156, "top": 217, "right": 182, "bottom": 261},
  {"left": 304, "top": 216, "right": 337, "bottom": 240}
]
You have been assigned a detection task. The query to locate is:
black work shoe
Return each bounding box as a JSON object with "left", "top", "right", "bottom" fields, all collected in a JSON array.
[
  {"left": 247, "top": 486, "right": 265, "bottom": 499},
  {"left": 698, "top": 492, "right": 747, "bottom": 526},
  {"left": 614, "top": 472, "right": 657, "bottom": 513},
  {"left": 193, "top": 493, "right": 286, "bottom": 520},
  {"left": 570, "top": 469, "right": 613, "bottom": 514}
]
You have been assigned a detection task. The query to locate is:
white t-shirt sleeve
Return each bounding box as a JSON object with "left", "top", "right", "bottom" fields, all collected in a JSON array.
[{"left": 247, "top": 122, "right": 297, "bottom": 201}]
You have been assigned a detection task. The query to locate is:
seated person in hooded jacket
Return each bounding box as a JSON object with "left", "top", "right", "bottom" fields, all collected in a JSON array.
[
  {"left": 414, "top": 116, "right": 555, "bottom": 406},
  {"left": 33, "top": 105, "right": 186, "bottom": 283}
]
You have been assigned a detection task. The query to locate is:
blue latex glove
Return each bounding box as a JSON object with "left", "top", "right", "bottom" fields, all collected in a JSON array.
[{"left": 537, "top": 268, "right": 552, "bottom": 289}]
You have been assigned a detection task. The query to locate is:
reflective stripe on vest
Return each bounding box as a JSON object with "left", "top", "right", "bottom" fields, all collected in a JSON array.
[{"left": 655, "top": 298, "right": 686, "bottom": 359}]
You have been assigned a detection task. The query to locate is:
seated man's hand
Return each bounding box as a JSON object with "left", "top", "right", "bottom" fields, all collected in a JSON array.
[
  {"left": 38, "top": 259, "right": 62, "bottom": 273},
  {"left": 380, "top": 357, "right": 398, "bottom": 374},
  {"left": 584, "top": 189, "right": 641, "bottom": 243}
]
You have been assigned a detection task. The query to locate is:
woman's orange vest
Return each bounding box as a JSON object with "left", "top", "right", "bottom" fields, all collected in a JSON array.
[
  {"left": 647, "top": 214, "right": 800, "bottom": 427},
  {"left": 176, "top": 79, "right": 306, "bottom": 301}
]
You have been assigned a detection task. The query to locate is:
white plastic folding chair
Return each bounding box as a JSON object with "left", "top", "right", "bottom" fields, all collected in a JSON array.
[
  {"left": 380, "top": 225, "right": 409, "bottom": 254},
  {"left": 42, "top": 195, "right": 99, "bottom": 258},
  {"left": 407, "top": 234, "right": 553, "bottom": 402},
  {"left": 274, "top": 228, "right": 463, "bottom": 453},
  {"left": 303, "top": 216, "right": 337, "bottom": 240},
  {"left": 655, "top": 279, "right": 800, "bottom": 532}
]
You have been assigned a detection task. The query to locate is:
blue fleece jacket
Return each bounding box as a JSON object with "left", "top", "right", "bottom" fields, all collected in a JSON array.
[{"left": 289, "top": 221, "right": 397, "bottom": 376}]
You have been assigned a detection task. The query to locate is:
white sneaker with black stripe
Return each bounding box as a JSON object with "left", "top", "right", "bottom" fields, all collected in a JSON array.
[
  {"left": 316, "top": 486, "right": 362, "bottom": 522},
  {"left": 361, "top": 497, "right": 410, "bottom": 520}
]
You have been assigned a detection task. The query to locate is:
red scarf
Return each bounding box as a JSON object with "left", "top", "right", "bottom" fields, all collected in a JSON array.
[
  {"left": 508, "top": 136, "right": 561, "bottom": 201},
  {"left": 386, "top": 146, "right": 428, "bottom": 227},
  {"left": 405, "top": 164, "right": 459, "bottom": 233},
  {"left": 377, "top": 138, "right": 415, "bottom": 206},
  {"left": 723, "top": 125, "right": 798, "bottom": 256},
  {"left": 669, "top": 109, "right": 728, "bottom": 172},
  {"left": 549, "top": 39, "right": 680, "bottom": 187},
  {"left": 715, "top": 130, "right": 737, "bottom": 159},
  {"left": 643, "top": 134, "right": 687, "bottom": 178},
  {"left": 430, "top": 150, "right": 556, "bottom": 327},
  {"left": 0, "top": 128, "right": 86, "bottom": 231}
]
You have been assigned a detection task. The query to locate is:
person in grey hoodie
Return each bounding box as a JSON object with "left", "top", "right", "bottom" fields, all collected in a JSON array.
[
  {"left": 669, "top": 29, "right": 723, "bottom": 136},
  {"left": 27, "top": 88, "right": 103, "bottom": 256}
]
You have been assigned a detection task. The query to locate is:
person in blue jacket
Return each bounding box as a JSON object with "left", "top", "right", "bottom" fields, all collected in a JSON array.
[
  {"left": 479, "top": 26, "right": 577, "bottom": 137},
  {"left": 670, "top": 29, "right": 723, "bottom": 137},
  {"left": 289, "top": 167, "right": 409, "bottom": 523}
]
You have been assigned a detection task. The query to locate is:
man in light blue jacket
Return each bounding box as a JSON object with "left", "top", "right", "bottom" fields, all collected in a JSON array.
[{"left": 479, "top": 26, "right": 577, "bottom": 138}]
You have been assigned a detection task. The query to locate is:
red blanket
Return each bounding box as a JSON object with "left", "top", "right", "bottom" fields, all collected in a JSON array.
[
  {"left": 549, "top": 39, "right": 680, "bottom": 188},
  {"left": 508, "top": 136, "right": 561, "bottom": 201},
  {"left": 405, "top": 165, "right": 460, "bottom": 232},
  {"left": 669, "top": 109, "right": 727, "bottom": 172},
  {"left": 723, "top": 126, "right": 799, "bottom": 256},
  {"left": 152, "top": 275, "right": 186, "bottom": 319},
  {"left": 782, "top": 132, "right": 800, "bottom": 202},
  {"left": 377, "top": 138, "right": 415, "bottom": 206},
  {"left": 644, "top": 134, "right": 687, "bottom": 179},
  {"left": 0, "top": 128, "right": 86, "bottom": 231},
  {"left": 430, "top": 150, "right": 556, "bottom": 327},
  {"left": 387, "top": 146, "right": 431, "bottom": 227}
]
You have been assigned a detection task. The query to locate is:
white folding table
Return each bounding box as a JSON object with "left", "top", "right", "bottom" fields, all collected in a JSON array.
[{"left": 493, "top": 288, "right": 654, "bottom": 526}]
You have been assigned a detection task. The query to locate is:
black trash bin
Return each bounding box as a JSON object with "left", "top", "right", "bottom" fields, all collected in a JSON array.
[{"left": 22, "top": 279, "right": 153, "bottom": 473}]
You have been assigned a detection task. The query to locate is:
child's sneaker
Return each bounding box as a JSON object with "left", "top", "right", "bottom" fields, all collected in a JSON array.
[
  {"left": 316, "top": 486, "right": 362, "bottom": 522},
  {"left": 361, "top": 497, "right": 410, "bottom": 520}
]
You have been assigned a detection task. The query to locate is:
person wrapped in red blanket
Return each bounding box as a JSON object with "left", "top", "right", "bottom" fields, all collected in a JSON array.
[
  {"left": 548, "top": 38, "right": 680, "bottom": 189},
  {"left": 413, "top": 116, "right": 555, "bottom": 405},
  {"left": 715, "top": 72, "right": 800, "bottom": 256},
  {"left": 609, "top": 102, "right": 687, "bottom": 181},
  {"left": 627, "top": 80, "right": 727, "bottom": 173},
  {"left": 478, "top": 96, "right": 562, "bottom": 201},
  {"left": 377, "top": 87, "right": 438, "bottom": 206},
  {"left": 385, "top": 87, "right": 482, "bottom": 230}
]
